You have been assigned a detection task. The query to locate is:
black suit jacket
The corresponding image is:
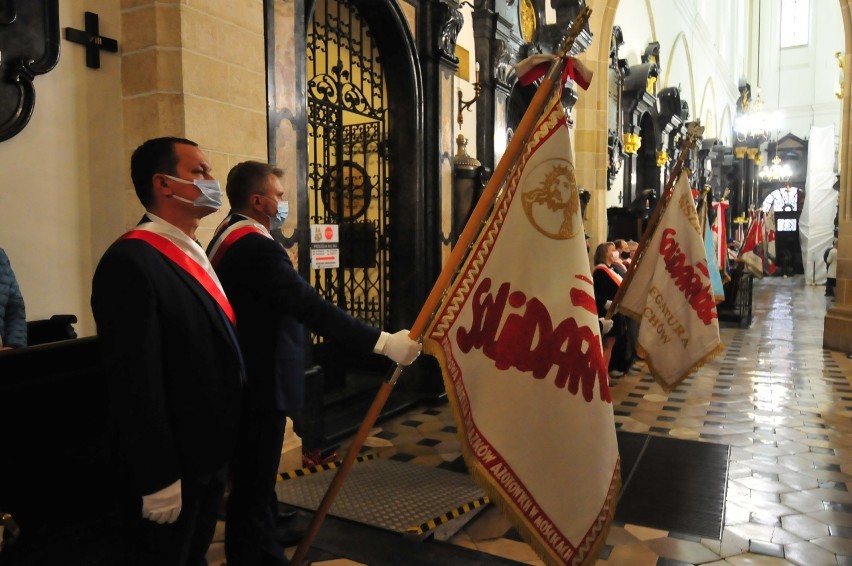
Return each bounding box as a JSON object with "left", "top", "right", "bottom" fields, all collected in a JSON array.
[
  {"left": 91, "top": 238, "right": 243, "bottom": 496},
  {"left": 593, "top": 264, "right": 626, "bottom": 339},
  {"left": 210, "top": 219, "right": 380, "bottom": 414}
]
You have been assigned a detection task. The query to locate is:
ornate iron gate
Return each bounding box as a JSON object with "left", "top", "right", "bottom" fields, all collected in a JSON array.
[{"left": 307, "top": 0, "right": 389, "bottom": 342}]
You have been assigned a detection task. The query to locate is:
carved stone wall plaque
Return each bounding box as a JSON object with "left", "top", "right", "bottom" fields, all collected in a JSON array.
[{"left": 0, "top": 0, "right": 60, "bottom": 142}]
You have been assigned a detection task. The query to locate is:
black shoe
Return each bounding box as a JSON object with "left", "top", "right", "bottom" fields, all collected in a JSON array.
[
  {"left": 277, "top": 503, "right": 298, "bottom": 522},
  {"left": 272, "top": 525, "right": 305, "bottom": 547}
]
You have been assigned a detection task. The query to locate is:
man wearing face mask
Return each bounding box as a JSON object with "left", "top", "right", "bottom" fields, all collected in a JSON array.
[
  {"left": 611, "top": 239, "right": 629, "bottom": 276},
  {"left": 91, "top": 137, "right": 244, "bottom": 565},
  {"left": 207, "top": 161, "right": 421, "bottom": 566}
]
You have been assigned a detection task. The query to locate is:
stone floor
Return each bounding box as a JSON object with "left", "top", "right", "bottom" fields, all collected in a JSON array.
[{"left": 208, "top": 275, "right": 852, "bottom": 565}]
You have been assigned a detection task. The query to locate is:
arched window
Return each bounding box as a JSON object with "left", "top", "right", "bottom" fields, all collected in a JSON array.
[{"left": 762, "top": 185, "right": 799, "bottom": 231}]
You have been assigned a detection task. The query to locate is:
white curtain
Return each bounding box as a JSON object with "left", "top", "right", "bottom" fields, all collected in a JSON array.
[{"left": 799, "top": 125, "right": 838, "bottom": 285}]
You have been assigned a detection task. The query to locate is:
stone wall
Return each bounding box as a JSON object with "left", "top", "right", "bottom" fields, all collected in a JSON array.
[{"left": 120, "top": 0, "right": 268, "bottom": 244}]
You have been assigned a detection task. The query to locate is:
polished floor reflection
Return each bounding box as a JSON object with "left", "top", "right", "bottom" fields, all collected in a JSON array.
[{"left": 206, "top": 275, "right": 852, "bottom": 565}]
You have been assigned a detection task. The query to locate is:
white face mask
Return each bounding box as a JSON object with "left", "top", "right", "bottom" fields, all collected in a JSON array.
[
  {"left": 258, "top": 194, "right": 289, "bottom": 230},
  {"left": 269, "top": 201, "right": 289, "bottom": 230},
  {"left": 163, "top": 175, "right": 223, "bottom": 210}
]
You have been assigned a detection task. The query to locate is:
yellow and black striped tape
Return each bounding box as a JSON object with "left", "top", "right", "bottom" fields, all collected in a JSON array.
[
  {"left": 278, "top": 452, "right": 378, "bottom": 480},
  {"left": 404, "top": 496, "right": 491, "bottom": 535}
]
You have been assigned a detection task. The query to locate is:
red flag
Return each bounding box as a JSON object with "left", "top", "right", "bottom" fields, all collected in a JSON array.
[
  {"left": 618, "top": 172, "right": 724, "bottom": 391},
  {"left": 738, "top": 213, "right": 765, "bottom": 278},
  {"left": 424, "top": 87, "right": 618, "bottom": 565}
]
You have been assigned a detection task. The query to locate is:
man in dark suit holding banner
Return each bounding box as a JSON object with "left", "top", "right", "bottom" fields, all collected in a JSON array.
[
  {"left": 208, "top": 160, "right": 420, "bottom": 566},
  {"left": 91, "top": 137, "right": 244, "bottom": 566}
]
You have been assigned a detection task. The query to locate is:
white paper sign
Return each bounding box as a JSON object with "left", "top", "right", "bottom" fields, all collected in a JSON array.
[{"left": 310, "top": 224, "right": 340, "bottom": 269}]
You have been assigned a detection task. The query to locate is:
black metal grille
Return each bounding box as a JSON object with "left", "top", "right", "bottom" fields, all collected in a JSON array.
[{"left": 307, "top": 0, "right": 389, "bottom": 340}]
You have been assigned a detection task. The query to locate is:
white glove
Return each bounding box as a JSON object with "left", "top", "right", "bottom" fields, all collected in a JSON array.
[
  {"left": 604, "top": 300, "right": 613, "bottom": 311},
  {"left": 376, "top": 330, "right": 422, "bottom": 366},
  {"left": 599, "top": 318, "right": 613, "bottom": 334},
  {"left": 141, "top": 479, "right": 182, "bottom": 524}
]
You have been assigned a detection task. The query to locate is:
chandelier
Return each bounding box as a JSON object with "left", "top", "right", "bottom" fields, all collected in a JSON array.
[
  {"left": 759, "top": 154, "right": 792, "bottom": 182},
  {"left": 734, "top": 88, "right": 778, "bottom": 142}
]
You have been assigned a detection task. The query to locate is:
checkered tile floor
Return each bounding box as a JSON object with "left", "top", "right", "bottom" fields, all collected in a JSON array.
[{"left": 208, "top": 275, "right": 852, "bottom": 565}]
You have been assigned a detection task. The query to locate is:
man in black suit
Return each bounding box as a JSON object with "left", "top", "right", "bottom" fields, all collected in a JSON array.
[
  {"left": 207, "top": 160, "right": 421, "bottom": 566},
  {"left": 91, "top": 137, "right": 244, "bottom": 566}
]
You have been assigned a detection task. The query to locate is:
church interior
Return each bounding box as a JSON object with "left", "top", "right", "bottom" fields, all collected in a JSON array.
[{"left": 3, "top": 0, "right": 852, "bottom": 564}]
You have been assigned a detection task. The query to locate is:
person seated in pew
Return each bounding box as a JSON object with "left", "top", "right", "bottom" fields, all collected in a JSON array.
[{"left": 0, "top": 248, "right": 26, "bottom": 350}]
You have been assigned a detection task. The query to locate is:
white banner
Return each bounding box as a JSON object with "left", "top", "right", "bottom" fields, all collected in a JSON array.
[
  {"left": 425, "top": 92, "right": 618, "bottom": 566},
  {"left": 619, "top": 172, "right": 724, "bottom": 391}
]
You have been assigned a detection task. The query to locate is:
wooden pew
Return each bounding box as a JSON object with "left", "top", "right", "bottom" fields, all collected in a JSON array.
[
  {"left": 25, "top": 314, "right": 78, "bottom": 346},
  {"left": 0, "top": 337, "right": 121, "bottom": 565}
]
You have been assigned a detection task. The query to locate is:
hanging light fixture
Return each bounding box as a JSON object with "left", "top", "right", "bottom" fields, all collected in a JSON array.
[
  {"left": 758, "top": 37, "right": 791, "bottom": 185},
  {"left": 734, "top": 88, "right": 778, "bottom": 141},
  {"left": 759, "top": 150, "right": 792, "bottom": 182},
  {"left": 734, "top": 0, "right": 780, "bottom": 142}
]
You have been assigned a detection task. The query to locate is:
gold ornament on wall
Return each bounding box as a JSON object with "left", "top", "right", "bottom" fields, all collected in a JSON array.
[
  {"left": 646, "top": 75, "right": 657, "bottom": 94},
  {"left": 623, "top": 133, "right": 642, "bottom": 154},
  {"left": 519, "top": 0, "right": 538, "bottom": 43}
]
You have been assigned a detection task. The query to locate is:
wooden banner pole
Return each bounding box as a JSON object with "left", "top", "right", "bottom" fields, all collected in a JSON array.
[
  {"left": 408, "top": 9, "right": 591, "bottom": 340},
  {"left": 289, "top": 10, "right": 592, "bottom": 566}
]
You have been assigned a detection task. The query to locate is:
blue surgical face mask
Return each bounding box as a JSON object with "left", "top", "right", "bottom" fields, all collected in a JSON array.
[
  {"left": 269, "top": 201, "right": 289, "bottom": 230},
  {"left": 163, "top": 175, "right": 223, "bottom": 210}
]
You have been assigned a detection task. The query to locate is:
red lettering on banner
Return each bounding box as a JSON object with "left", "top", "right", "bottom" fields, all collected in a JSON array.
[
  {"left": 456, "top": 278, "right": 611, "bottom": 402},
  {"left": 659, "top": 229, "right": 717, "bottom": 324},
  {"left": 570, "top": 287, "right": 597, "bottom": 315}
]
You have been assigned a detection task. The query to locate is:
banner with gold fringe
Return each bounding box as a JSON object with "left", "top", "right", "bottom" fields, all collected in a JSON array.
[
  {"left": 423, "top": 90, "right": 619, "bottom": 566},
  {"left": 618, "top": 171, "right": 724, "bottom": 392}
]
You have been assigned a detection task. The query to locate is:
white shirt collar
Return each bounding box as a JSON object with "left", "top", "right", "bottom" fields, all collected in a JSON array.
[{"left": 139, "top": 212, "right": 225, "bottom": 292}]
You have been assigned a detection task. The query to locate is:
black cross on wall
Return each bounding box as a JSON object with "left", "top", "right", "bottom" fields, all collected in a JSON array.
[{"left": 64, "top": 12, "right": 118, "bottom": 69}]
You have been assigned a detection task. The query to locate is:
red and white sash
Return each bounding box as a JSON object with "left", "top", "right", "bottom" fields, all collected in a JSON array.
[
  {"left": 207, "top": 217, "right": 270, "bottom": 269},
  {"left": 594, "top": 263, "right": 623, "bottom": 286},
  {"left": 121, "top": 229, "right": 236, "bottom": 325}
]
